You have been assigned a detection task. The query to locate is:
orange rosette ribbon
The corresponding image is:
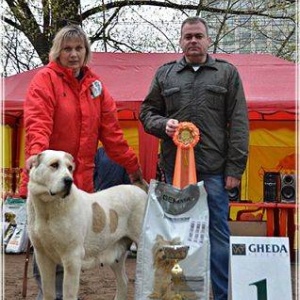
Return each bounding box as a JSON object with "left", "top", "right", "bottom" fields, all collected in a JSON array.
[
  {"left": 173, "top": 122, "right": 200, "bottom": 149},
  {"left": 172, "top": 122, "right": 200, "bottom": 189}
]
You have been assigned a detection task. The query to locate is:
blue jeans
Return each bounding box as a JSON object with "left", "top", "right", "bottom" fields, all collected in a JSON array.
[{"left": 165, "top": 172, "right": 230, "bottom": 300}]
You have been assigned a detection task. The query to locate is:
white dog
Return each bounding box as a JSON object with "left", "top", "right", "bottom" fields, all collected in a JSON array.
[{"left": 27, "top": 150, "right": 148, "bottom": 300}]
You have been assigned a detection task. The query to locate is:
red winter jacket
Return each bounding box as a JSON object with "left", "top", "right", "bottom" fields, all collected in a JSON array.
[{"left": 19, "top": 61, "right": 139, "bottom": 196}]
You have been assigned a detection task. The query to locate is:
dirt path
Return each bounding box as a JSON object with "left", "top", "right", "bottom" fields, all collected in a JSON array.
[
  {"left": 3, "top": 252, "right": 298, "bottom": 299},
  {"left": 4, "top": 252, "right": 137, "bottom": 300}
]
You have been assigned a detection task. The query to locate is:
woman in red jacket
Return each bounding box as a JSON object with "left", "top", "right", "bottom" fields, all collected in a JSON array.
[{"left": 20, "top": 24, "right": 143, "bottom": 300}]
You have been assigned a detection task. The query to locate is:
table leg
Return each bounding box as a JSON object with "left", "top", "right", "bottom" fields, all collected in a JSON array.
[
  {"left": 279, "top": 208, "right": 296, "bottom": 262},
  {"left": 266, "top": 208, "right": 275, "bottom": 237},
  {"left": 279, "top": 209, "right": 288, "bottom": 236},
  {"left": 287, "top": 209, "right": 296, "bottom": 261}
]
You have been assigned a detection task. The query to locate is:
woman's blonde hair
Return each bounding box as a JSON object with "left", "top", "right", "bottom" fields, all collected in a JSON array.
[{"left": 49, "top": 25, "right": 92, "bottom": 65}]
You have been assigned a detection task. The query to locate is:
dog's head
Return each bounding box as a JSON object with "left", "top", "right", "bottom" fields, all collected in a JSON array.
[
  {"left": 28, "top": 150, "right": 75, "bottom": 200},
  {"left": 152, "top": 234, "right": 181, "bottom": 269}
]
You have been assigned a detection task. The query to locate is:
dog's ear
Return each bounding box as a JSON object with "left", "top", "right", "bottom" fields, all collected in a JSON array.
[
  {"left": 65, "top": 152, "right": 74, "bottom": 162},
  {"left": 155, "top": 234, "right": 164, "bottom": 242},
  {"left": 26, "top": 154, "right": 41, "bottom": 170},
  {"left": 171, "top": 237, "right": 181, "bottom": 245}
]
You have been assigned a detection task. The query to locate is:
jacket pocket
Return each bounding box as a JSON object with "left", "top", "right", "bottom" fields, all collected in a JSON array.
[
  {"left": 162, "top": 87, "right": 181, "bottom": 114},
  {"left": 162, "top": 87, "right": 181, "bottom": 97},
  {"left": 206, "top": 85, "right": 227, "bottom": 94},
  {"left": 205, "top": 85, "right": 227, "bottom": 110}
]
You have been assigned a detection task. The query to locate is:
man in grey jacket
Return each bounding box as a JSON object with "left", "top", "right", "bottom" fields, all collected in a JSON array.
[{"left": 139, "top": 16, "right": 249, "bottom": 300}]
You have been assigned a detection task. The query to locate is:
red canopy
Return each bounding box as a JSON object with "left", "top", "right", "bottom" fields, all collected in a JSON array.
[
  {"left": 4, "top": 52, "right": 296, "bottom": 124},
  {"left": 2, "top": 53, "right": 297, "bottom": 182}
]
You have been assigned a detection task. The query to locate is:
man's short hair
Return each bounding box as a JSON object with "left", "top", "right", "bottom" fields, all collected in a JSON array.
[{"left": 181, "top": 16, "right": 209, "bottom": 36}]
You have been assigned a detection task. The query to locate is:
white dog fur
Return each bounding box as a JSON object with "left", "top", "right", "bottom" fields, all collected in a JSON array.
[{"left": 27, "top": 150, "right": 147, "bottom": 300}]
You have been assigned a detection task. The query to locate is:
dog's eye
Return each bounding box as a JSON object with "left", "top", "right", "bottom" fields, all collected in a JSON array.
[
  {"left": 50, "top": 162, "right": 59, "bottom": 169},
  {"left": 68, "top": 165, "right": 73, "bottom": 172}
]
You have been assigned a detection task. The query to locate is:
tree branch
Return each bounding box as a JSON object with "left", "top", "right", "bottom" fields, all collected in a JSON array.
[{"left": 80, "top": 0, "right": 294, "bottom": 21}]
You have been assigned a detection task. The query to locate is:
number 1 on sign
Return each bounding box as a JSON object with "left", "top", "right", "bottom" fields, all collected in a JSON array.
[{"left": 250, "top": 279, "right": 267, "bottom": 300}]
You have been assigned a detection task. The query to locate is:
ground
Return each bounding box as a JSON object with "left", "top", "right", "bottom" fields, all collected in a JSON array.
[
  {"left": 3, "top": 252, "right": 298, "bottom": 299},
  {"left": 4, "top": 252, "right": 137, "bottom": 300}
]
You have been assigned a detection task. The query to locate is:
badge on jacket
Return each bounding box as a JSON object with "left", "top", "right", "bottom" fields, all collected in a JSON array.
[{"left": 90, "top": 80, "right": 102, "bottom": 98}]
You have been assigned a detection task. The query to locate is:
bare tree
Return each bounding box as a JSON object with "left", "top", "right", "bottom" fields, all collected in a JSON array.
[{"left": 1, "top": 0, "right": 296, "bottom": 76}]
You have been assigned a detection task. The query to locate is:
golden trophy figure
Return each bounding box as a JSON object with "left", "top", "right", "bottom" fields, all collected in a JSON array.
[{"left": 162, "top": 245, "right": 191, "bottom": 300}]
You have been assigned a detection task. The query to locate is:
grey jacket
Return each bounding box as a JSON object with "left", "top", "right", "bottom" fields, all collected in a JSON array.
[{"left": 139, "top": 55, "right": 249, "bottom": 179}]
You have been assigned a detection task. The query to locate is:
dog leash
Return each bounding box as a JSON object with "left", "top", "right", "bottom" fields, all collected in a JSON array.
[{"left": 22, "top": 237, "right": 31, "bottom": 298}]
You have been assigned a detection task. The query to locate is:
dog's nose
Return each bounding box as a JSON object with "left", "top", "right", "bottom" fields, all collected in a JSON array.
[
  {"left": 64, "top": 177, "right": 73, "bottom": 188},
  {"left": 62, "top": 177, "right": 73, "bottom": 198}
]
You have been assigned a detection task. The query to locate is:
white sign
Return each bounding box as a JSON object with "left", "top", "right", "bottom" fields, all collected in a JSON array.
[{"left": 229, "top": 236, "right": 292, "bottom": 300}]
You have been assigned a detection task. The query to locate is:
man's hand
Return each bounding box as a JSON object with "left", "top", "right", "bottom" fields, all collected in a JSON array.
[
  {"left": 129, "top": 168, "right": 143, "bottom": 184},
  {"left": 225, "top": 176, "right": 240, "bottom": 190},
  {"left": 165, "top": 119, "right": 179, "bottom": 137}
]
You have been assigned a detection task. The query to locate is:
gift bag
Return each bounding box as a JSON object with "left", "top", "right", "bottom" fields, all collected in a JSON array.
[
  {"left": 135, "top": 179, "right": 210, "bottom": 300},
  {"left": 3, "top": 198, "right": 28, "bottom": 253},
  {"left": 6, "top": 223, "right": 28, "bottom": 253}
]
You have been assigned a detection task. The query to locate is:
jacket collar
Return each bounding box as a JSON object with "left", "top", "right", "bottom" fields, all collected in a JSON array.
[
  {"left": 47, "top": 61, "right": 91, "bottom": 81},
  {"left": 175, "top": 54, "right": 218, "bottom": 72}
]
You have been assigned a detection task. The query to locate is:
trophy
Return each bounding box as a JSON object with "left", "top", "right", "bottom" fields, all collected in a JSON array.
[{"left": 162, "top": 245, "right": 190, "bottom": 300}]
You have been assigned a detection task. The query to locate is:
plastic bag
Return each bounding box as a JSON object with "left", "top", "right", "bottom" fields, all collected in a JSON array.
[{"left": 135, "top": 179, "right": 210, "bottom": 300}]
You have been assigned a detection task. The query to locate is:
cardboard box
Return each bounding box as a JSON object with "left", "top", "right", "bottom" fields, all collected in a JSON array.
[{"left": 229, "top": 221, "right": 266, "bottom": 236}]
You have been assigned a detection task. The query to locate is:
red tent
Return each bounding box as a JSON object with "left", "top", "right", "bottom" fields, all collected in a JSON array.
[{"left": 2, "top": 53, "right": 297, "bottom": 184}]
